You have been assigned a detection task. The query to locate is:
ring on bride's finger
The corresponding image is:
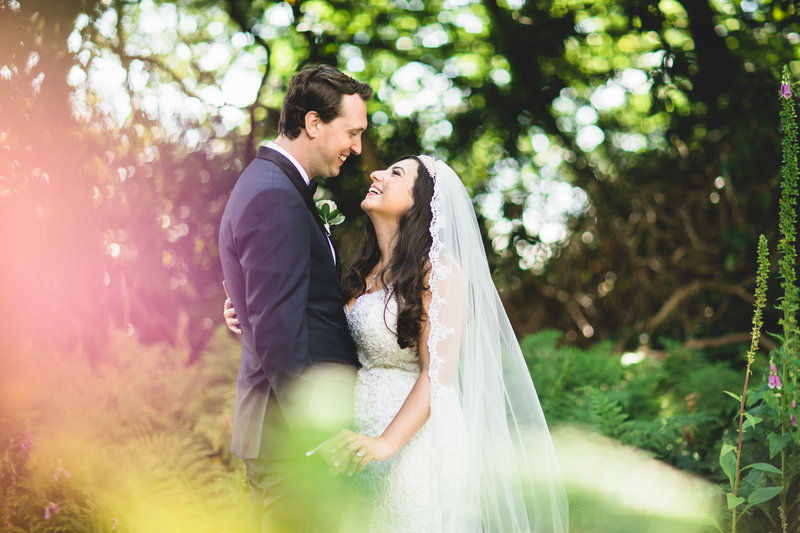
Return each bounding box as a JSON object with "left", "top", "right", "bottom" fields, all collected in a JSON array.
[{"left": 355, "top": 450, "right": 364, "bottom": 457}]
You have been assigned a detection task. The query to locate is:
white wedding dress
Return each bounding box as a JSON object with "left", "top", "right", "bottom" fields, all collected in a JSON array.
[
  {"left": 339, "top": 156, "right": 568, "bottom": 533},
  {"left": 344, "top": 286, "right": 466, "bottom": 533}
]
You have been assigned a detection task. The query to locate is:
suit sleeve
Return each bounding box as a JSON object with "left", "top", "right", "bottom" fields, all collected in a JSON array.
[{"left": 236, "top": 185, "right": 311, "bottom": 382}]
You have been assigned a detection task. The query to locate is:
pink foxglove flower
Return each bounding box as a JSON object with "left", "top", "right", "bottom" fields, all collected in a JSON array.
[
  {"left": 19, "top": 428, "right": 33, "bottom": 461},
  {"left": 792, "top": 414, "right": 798, "bottom": 428},
  {"left": 44, "top": 502, "right": 59, "bottom": 519},
  {"left": 768, "top": 361, "right": 782, "bottom": 389},
  {"left": 53, "top": 458, "right": 71, "bottom": 481},
  {"left": 781, "top": 82, "right": 792, "bottom": 99}
]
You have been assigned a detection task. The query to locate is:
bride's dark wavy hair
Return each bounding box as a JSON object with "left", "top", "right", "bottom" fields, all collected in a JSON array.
[{"left": 341, "top": 156, "right": 434, "bottom": 349}]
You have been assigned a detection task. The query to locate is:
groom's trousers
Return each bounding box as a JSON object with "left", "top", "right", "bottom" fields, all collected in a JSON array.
[{"left": 242, "top": 362, "right": 357, "bottom": 533}]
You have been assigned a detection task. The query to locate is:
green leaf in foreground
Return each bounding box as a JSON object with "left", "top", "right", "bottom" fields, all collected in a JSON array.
[
  {"left": 720, "top": 444, "right": 736, "bottom": 488},
  {"left": 767, "top": 432, "right": 793, "bottom": 458},
  {"left": 723, "top": 390, "right": 742, "bottom": 402},
  {"left": 741, "top": 462, "right": 782, "bottom": 476},
  {"left": 727, "top": 492, "right": 745, "bottom": 509},
  {"left": 748, "top": 486, "right": 783, "bottom": 506}
]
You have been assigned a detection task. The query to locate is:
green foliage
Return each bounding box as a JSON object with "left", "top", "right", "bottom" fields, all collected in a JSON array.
[
  {"left": 0, "top": 327, "right": 728, "bottom": 532},
  {"left": 3, "top": 0, "right": 800, "bottom": 361},
  {"left": 722, "top": 233, "right": 770, "bottom": 531},
  {"left": 2, "top": 2, "right": 800, "bottom": 525},
  {"left": 720, "top": 68, "right": 800, "bottom": 533},
  {"left": 747, "top": 235, "right": 771, "bottom": 365},
  {"left": 520, "top": 329, "right": 735, "bottom": 476},
  {"left": 778, "top": 66, "right": 799, "bottom": 340}
]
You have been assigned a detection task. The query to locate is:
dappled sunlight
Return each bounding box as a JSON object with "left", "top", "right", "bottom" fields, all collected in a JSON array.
[{"left": 553, "top": 425, "right": 721, "bottom": 532}]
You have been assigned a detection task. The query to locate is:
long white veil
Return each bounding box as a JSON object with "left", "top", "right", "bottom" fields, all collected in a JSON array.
[{"left": 419, "top": 155, "right": 569, "bottom": 532}]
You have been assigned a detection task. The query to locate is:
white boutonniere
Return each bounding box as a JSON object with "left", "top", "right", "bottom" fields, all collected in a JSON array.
[{"left": 316, "top": 199, "right": 345, "bottom": 232}]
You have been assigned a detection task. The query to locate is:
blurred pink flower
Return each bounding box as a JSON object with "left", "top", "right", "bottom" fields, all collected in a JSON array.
[
  {"left": 43, "top": 502, "right": 59, "bottom": 519},
  {"left": 19, "top": 428, "right": 33, "bottom": 460},
  {"left": 768, "top": 361, "right": 782, "bottom": 390},
  {"left": 53, "top": 458, "right": 71, "bottom": 481},
  {"left": 112, "top": 518, "right": 120, "bottom": 530},
  {"left": 781, "top": 82, "right": 792, "bottom": 99},
  {"left": 792, "top": 414, "right": 798, "bottom": 428}
]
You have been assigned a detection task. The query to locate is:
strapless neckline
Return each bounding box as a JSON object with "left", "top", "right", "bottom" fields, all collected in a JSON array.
[{"left": 345, "top": 286, "right": 388, "bottom": 314}]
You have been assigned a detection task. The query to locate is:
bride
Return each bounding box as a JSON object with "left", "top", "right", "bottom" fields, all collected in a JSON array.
[{"left": 225, "top": 155, "right": 568, "bottom": 532}]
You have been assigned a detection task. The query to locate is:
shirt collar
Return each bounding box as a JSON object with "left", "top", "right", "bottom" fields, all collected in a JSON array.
[{"left": 266, "top": 141, "right": 310, "bottom": 186}]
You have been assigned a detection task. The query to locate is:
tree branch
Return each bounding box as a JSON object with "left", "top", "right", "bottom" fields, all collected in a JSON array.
[
  {"left": 684, "top": 332, "right": 777, "bottom": 353},
  {"left": 644, "top": 278, "right": 756, "bottom": 336},
  {"left": 224, "top": 0, "right": 273, "bottom": 161}
]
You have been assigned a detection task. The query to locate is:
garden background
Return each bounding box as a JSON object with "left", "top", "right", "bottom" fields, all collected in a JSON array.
[{"left": 1, "top": 0, "right": 799, "bottom": 531}]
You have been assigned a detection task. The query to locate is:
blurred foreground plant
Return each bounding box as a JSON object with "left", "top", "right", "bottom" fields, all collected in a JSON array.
[{"left": 0, "top": 327, "right": 248, "bottom": 532}]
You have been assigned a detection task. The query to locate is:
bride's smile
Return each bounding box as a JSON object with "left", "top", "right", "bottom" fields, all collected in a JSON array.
[{"left": 361, "top": 159, "right": 417, "bottom": 220}]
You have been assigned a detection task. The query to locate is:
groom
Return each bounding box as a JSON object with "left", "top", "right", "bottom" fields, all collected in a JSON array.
[{"left": 218, "top": 65, "right": 372, "bottom": 532}]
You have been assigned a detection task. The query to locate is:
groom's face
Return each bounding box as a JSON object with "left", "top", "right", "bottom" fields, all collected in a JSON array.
[{"left": 310, "top": 93, "right": 368, "bottom": 178}]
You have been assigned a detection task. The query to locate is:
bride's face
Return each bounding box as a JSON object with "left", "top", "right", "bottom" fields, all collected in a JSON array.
[{"left": 361, "top": 158, "right": 418, "bottom": 220}]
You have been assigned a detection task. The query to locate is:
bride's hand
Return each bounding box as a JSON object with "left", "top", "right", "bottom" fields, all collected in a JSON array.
[
  {"left": 223, "top": 297, "right": 242, "bottom": 335},
  {"left": 344, "top": 433, "right": 393, "bottom": 475},
  {"left": 325, "top": 429, "right": 394, "bottom": 475}
]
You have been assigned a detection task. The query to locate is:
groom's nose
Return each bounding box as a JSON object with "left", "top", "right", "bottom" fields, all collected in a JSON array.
[{"left": 351, "top": 137, "right": 362, "bottom": 155}]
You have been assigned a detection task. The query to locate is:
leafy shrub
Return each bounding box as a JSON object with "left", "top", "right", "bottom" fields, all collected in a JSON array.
[{"left": 521, "top": 329, "right": 740, "bottom": 476}]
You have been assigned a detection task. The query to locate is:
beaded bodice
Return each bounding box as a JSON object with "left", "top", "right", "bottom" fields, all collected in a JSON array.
[{"left": 344, "top": 287, "right": 420, "bottom": 374}]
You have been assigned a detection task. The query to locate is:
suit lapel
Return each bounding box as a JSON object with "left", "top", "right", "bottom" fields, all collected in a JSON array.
[{"left": 256, "top": 146, "right": 339, "bottom": 268}]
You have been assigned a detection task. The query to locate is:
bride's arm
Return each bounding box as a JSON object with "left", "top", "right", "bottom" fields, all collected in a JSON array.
[
  {"left": 330, "top": 290, "right": 435, "bottom": 475},
  {"left": 328, "top": 264, "right": 465, "bottom": 475}
]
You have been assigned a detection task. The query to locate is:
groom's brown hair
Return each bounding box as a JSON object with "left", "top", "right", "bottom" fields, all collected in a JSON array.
[{"left": 278, "top": 64, "right": 373, "bottom": 139}]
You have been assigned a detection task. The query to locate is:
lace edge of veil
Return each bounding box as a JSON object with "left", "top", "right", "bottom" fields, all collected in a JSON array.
[{"left": 426, "top": 159, "right": 452, "bottom": 403}]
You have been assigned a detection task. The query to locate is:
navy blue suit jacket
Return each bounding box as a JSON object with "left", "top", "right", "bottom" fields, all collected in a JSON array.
[{"left": 219, "top": 146, "right": 358, "bottom": 459}]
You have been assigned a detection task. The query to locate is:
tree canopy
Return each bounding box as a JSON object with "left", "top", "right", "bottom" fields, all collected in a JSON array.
[{"left": 1, "top": 0, "right": 798, "bottom": 362}]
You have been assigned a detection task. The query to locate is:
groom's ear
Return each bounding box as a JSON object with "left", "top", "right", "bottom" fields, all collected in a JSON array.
[{"left": 304, "top": 111, "right": 321, "bottom": 138}]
